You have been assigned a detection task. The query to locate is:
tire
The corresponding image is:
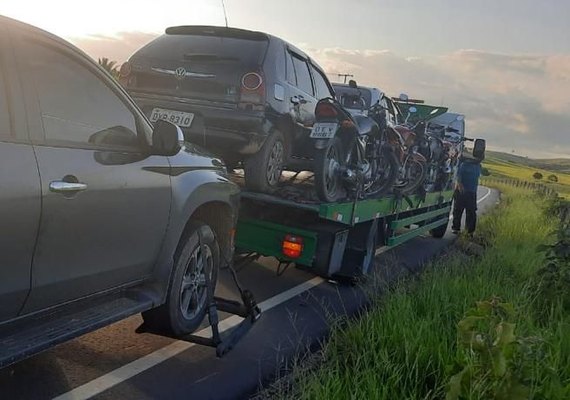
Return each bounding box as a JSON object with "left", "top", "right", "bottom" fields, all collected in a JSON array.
[
  {"left": 365, "top": 147, "right": 399, "bottom": 198},
  {"left": 244, "top": 131, "right": 285, "bottom": 193},
  {"left": 430, "top": 217, "right": 449, "bottom": 238},
  {"left": 142, "top": 221, "right": 220, "bottom": 336},
  {"left": 314, "top": 136, "right": 346, "bottom": 202},
  {"left": 399, "top": 158, "right": 427, "bottom": 195}
]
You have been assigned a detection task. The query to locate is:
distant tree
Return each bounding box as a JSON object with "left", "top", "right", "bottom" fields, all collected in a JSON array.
[
  {"left": 98, "top": 57, "right": 119, "bottom": 79},
  {"left": 548, "top": 174, "right": 559, "bottom": 183},
  {"left": 533, "top": 172, "right": 543, "bottom": 180},
  {"left": 481, "top": 167, "right": 491, "bottom": 176}
]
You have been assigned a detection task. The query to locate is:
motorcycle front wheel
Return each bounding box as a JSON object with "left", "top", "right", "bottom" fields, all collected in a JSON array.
[{"left": 314, "top": 136, "right": 346, "bottom": 203}]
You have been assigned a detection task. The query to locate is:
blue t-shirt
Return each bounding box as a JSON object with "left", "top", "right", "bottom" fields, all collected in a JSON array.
[{"left": 457, "top": 160, "right": 481, "bottom": 192}]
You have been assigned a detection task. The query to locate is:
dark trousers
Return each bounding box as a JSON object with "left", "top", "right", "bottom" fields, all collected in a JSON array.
[{"left": 452, "top": 190, "right": 477, "bottom": 233}]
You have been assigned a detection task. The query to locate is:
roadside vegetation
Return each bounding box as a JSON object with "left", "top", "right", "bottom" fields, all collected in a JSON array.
[
  {"left": 271, "top": 184, "right": 569, "bottom": 399},
  {"left": 97, "top": 57, "right": 120, "bottom": 79}
]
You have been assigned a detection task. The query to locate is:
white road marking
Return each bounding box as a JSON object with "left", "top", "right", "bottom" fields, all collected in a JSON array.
[
  {"left": 477, "top": 187, "right": 492, "bottom": 204},
  {"left": 53, "top": 276, "right": 324, "bottom": 400},
  {"left": 54, "top": 188, "right": 495, "bottom": 400}
]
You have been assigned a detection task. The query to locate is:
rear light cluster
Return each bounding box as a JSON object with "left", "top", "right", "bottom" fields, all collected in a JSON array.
[
  {"left": 282, "top": 234, "right": 304, "bottom": 259},
  {"left": 315, "top": 102, "right": 338, "bottom": 119},
  {"left": 239, "top": 72, "right": 265, "bottom": 111},
  {"left": 118, "top": 62, "right": 136, "bottom": 87}
]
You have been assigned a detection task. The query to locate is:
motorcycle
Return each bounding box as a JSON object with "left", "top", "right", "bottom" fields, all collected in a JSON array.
[
  {"left": 421, "top": 117, "right": 470, "bottom": 191},
  {"left": 386, "top": 106, "right": 442, "bottom": 195},
  {"left": 310, "top": 97, "right": 399, "bottom": 203}
]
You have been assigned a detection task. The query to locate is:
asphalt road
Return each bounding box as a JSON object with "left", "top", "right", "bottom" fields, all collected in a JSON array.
[{"left": 0, "top": 187, "right": 498, "bottom": 400}]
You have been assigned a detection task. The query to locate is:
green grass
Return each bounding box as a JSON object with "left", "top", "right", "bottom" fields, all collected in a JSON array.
[
  {"left": 282, "top": 186, "right": 570, "bottom": 399},
  {"left": 483, "top": 155, "right": 570, "bottom": 198},
  {"left": 486, "top": 151, "right": 570, "bottom": 174}
]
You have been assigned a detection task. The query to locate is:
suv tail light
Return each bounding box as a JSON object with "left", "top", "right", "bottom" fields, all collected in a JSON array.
[
  {"left": 119, "top": 62, "right": 135, "bottom": 87},
  {"left": 239, "top": 72, "right": 265, "bottom": 111},
  {"left": 282, "top": 234, "right": 303, "bottom": 259},
  {"left": 315, "top": 102, "right": 338, "bottom": 119}
]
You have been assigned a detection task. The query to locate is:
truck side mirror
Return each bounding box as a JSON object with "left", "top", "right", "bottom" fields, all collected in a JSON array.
[{"left": 152, "top": 120, "right": 184, "bottom": 156}]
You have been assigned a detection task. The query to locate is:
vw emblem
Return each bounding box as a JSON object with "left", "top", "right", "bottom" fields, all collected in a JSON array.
[{"left": 175, "top": 67, "right": 186, "bottom": 80}]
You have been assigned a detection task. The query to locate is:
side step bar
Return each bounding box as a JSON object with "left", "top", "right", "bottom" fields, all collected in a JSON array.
[{"left": 0, "top": 295, "right": 153, "bottom": 368}]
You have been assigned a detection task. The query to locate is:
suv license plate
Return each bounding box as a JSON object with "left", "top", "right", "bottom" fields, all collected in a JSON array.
[
  {"left": 310, "top": 123, "right": 338, "bottom": 139},
  {"left": 150, "top": 108, "right": 195, "bottom": 128}
]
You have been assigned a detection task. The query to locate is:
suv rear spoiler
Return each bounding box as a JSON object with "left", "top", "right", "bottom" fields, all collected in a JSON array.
[{"left": 165, "top": 25, "right": 269, "bottom": 41}]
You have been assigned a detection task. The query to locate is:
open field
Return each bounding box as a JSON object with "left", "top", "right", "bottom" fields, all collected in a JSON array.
[
  {"left": 483, "top": 151, "right": 570, "bottom": 197},
  {"left": 275, "top": 185, "right": 570, "bottom": 399}
]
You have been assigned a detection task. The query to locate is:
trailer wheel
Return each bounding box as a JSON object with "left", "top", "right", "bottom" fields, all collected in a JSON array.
[{"left": 430, "top": 218, "right": 449, "bottom": 238}]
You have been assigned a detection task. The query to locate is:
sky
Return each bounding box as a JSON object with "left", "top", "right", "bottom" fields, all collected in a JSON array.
[{"left": 1, "top": 0, "right": 569, "bottom": 157}]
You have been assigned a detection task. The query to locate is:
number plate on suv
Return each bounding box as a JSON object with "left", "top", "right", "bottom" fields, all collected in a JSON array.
[{"left": 150, "top": 108, "right": 195, "bottom": 128}]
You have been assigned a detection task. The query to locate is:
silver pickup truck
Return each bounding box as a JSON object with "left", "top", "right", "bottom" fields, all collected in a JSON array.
[{"left": 0, "top": 15, "right": 239, "bottom": 368}]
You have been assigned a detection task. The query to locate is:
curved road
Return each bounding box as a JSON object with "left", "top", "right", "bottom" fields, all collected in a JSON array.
[{"left": 0, "top": 187, "right": 498, "bottom": 400}]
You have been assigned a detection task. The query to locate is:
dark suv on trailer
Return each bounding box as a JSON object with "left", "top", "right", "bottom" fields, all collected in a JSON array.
[
  {"left": 0, "top": 16, "right": 239, "bottom": 368},
  {"left": 122, "top": 26, "right": 335, "bottom": 193}
]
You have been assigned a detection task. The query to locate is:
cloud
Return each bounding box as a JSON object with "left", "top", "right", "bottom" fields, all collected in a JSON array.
[
  {"left": 304, "top": 47, "right": 570, "bottom": 158},
  {"left": 70, "top": 31, "right": 159, "bottom": 64}
]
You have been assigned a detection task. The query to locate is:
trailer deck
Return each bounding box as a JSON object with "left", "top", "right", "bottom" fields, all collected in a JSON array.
[{"left": 232, "top": 170, "right": 453, "bottom": 279}]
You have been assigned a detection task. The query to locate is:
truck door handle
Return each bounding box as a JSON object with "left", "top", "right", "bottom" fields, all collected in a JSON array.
[{"left": 49, "top": 181, "right": 88, "bottom": 193}]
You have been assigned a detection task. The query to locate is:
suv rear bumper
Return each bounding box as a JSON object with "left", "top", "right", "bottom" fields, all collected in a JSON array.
[{"left": 131, "top": 92, "right": 270, "bottom": 157}]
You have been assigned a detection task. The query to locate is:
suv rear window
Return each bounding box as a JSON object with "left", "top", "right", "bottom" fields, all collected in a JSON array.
[{"left": 137, "top": 32, "right": 269, "bottom": 66}]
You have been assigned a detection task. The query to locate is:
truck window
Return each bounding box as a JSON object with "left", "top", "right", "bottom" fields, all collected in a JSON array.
[
  {"left": 23, "top": 40, "right": 139, "bottom": 149},
  {"left": 291, "top": 54, "right": 314, "bottom": 95}
]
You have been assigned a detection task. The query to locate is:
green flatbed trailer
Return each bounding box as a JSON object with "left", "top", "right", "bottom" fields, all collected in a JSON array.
[{"left": 234, "top": 175, "right": 454, "bottom": 279}]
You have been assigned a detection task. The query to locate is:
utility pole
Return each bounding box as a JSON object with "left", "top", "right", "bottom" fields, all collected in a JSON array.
[{"left": 337, "top": 73, "right": 354, "bottom": 84}]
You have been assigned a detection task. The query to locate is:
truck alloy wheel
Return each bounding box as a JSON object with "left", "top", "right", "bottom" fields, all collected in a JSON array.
[{"left": 142, "top": 221, "right": 220, "bottom": 336}]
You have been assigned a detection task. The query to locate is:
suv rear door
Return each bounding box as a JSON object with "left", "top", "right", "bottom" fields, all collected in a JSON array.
[
  {"left": 0, "top": 26, "right": 41, "bottom": 321},
  {"left": 14, "top": 32, "right": 172, "bottom": 312}
]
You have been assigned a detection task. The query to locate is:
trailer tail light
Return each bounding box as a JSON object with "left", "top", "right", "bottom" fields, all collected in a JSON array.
[
  {"left": 282, "top": 234, "right": 304, "bottom": 259},
  {"left": 315, "top": 102, "right": 338, "bottom": 119},
  {"left": 239, "top": 72, "right": 265, "bottom": 111}
]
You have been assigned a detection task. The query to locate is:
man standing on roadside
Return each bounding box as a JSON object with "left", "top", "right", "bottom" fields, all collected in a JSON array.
[{"left": 452, "top": 153, "right": 481, "bottom": 236}]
